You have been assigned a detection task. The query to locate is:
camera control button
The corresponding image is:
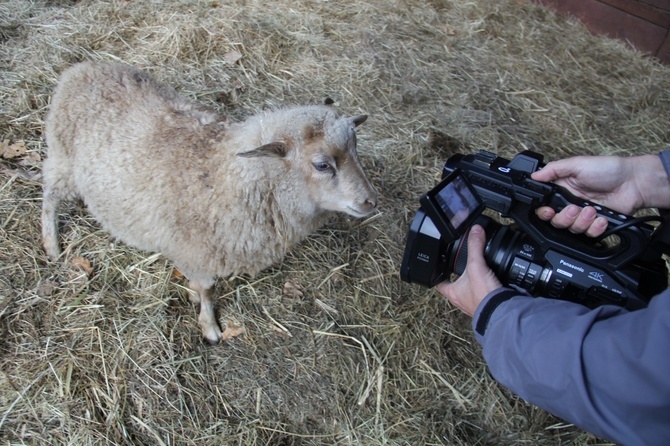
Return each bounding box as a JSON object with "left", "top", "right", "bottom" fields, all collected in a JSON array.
[
  {"left": 523, "top": 262, "right": 542, "bottom": 289},
  {"left": 509, "top": 258, "right": 530, "bottom": 285},
  {"left": 548, "top": 277, "right": 565, "bottom": 298},
  {"left": 523, "top": 180, "right": 551, "bottom": 195},
  {"left": 587, "top": 286, "right": 626, "bottom": 305}
]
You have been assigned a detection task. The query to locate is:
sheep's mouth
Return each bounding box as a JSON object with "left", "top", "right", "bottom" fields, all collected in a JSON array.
[{"left": 346, "top": 206, "right": 373, "bottom": 217}]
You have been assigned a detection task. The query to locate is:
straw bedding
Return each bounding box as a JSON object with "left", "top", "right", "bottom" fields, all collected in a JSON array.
[{"left": 1, "top": 0, "right": 668, "bottom": 444}]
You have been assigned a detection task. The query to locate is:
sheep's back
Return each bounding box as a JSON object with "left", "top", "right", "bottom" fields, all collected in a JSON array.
[{"left": 45, "top": 63, "right": 231, "bottom": 265}]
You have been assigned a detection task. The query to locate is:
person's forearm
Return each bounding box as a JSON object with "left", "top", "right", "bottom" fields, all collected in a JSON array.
[{"left": 473, "top": 290, "right": 670, "bottom": 445}]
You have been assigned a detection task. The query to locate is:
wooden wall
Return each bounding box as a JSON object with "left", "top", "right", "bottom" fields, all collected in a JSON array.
[{"left": 535, "top": 0, "right": 670, "bottom": 64}]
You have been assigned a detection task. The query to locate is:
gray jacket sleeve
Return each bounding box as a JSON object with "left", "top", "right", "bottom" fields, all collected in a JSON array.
[
  {"left": 470, "top": 151, "right": 670, "bottom": 445},
  {"left": 659, "top": 150, "right": 670, "bottom": 179},
  {"left": 472, "top": 289, "right": 670, "bottom": 445}
]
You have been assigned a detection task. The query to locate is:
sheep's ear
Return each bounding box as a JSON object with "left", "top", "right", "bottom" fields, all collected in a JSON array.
[
  {"left": 351, "top": 115, "right": 367, "bottom": 127},
  {"left": 237, "top": 142, "right": 288, "bottom": 159}
]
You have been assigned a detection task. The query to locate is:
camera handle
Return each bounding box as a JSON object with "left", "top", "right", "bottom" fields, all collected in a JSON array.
[
  {"left": 508, "top": 184, "right": 654, "bottom": 271},
  {"left": 443, "top": 149, "right": 665, "bottom": 289}
]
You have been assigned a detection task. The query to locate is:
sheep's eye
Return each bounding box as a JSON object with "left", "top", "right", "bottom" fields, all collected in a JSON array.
[{"left": 313, "top": 162, "right": 332, "bottom": 172}]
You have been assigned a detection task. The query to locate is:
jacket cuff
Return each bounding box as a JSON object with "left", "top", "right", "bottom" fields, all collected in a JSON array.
[
  {"left": 473, "top": 288, "right": 519, "bottom": 336},
  {"left": 658, "top": 150, "right": 670, "bottom": 180}
]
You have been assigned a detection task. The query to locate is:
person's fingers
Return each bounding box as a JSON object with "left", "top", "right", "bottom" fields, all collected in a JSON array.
[
  {"left": 537, "top": 204, "right": 608, "bottom": 237},
  {"left": 535, "top": 206, "right": 556, "bottom": 221},
  {"left": 584, "top": 216, "right": 609, "bottom": 238},
  {"left": 546, "top": 204, "right": 581, "bottom": 229},
  {"left": 565, "top": 206, "right": 597, "bottom": 234}
]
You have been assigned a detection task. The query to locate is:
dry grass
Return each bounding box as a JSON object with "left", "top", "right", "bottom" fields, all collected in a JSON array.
[{"left": 1, "top": 0, "right": 669, "bottom": 444}]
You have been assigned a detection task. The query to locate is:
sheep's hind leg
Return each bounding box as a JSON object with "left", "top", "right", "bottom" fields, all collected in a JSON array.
[
  {"left": 41, "top": 187, "right": 62, "bottom": 260},
  {"left": 188, "top": 280, "right": 222, "bottom": 345}
]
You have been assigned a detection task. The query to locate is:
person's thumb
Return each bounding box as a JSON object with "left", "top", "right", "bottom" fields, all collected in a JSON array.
[
  {"left": 530, "top": 166, "right": 555, "bottom": 182},
  {"left": 466, "top": 224, "right": 487, "bottom": 267}
]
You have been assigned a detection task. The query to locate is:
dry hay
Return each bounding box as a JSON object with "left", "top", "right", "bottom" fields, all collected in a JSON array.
[{"left": 1, "top": 0, "right": 668, "bottom": 444}]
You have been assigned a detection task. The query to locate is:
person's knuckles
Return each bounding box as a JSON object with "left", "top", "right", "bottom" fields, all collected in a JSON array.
[
  {"left": 585, "top": 216, "right": 608, "bottom": 238},
  {"left": 579, "top": 206, "right": 597, "bottom": 222}
]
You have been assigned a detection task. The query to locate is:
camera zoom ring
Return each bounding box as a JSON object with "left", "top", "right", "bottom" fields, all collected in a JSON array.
[{"left": 453, "top": 228, "right": 471, "bottom": 276}]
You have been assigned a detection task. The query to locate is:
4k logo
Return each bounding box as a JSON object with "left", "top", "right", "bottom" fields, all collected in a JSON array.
[{"left": 589, "top": 272, "right": 604, "bottom": 283}]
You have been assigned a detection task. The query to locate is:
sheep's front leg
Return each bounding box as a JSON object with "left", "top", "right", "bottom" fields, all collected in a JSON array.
[{"left": 188, "top": 280, "right": 222, "bottom": 345}]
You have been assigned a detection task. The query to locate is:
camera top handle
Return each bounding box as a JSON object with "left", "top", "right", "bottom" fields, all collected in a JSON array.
[{"left": 442, "top": 150, "right": 667, "bottom": 272}]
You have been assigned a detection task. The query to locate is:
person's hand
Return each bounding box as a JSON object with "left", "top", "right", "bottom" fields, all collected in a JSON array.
[
  {"left": 534, "top": 202, "right": 609, "bottom": 238},
  {"left": 530, "top": 154, "right": 670, "bottom": 237},
  {"left": 436, "top": 225, "right": 502, "bottom": 317}
]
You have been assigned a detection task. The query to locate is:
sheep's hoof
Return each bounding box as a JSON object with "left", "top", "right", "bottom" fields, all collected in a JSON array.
[
  {"left": 43, "top": 236, "right": 60, "bottom": 261},
  {"left": 202, "top": 325, "right": 222, "bottom": 345},
  {"left": 204, "top": 335, "right": 221, "bottom": 346}
]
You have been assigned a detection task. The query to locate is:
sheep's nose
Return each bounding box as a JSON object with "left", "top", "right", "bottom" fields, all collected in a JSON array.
[{"left": 361, "top": 194, "right": 377, "bottom": 212}]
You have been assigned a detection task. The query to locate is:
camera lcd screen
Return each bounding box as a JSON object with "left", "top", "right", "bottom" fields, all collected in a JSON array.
[{"left": 420, "top": 169, "right": 484, "bottom": 240}]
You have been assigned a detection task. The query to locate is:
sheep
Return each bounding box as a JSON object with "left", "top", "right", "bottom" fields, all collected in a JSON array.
[{"left": 42, "top": 61, "right": 378, "bottom": 344}]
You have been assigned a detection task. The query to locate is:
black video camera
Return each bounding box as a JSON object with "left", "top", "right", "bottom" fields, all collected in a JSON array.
[{"left": 400, "top": 149, "right": 670, "bottom": 310}]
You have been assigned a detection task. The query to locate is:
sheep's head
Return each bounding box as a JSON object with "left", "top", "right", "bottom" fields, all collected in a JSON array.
[{"left": 237, "top": 106, "right": 378, "bottom": 218}]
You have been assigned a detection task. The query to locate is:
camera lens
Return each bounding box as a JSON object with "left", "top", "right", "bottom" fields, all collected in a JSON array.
[{"left": 449, "top": 215, "right": 547, "bottom": 295}]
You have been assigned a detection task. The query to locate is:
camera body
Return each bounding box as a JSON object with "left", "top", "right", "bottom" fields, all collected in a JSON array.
[{"left": 401, "top": 149, "right": 670, "bottom": 310}]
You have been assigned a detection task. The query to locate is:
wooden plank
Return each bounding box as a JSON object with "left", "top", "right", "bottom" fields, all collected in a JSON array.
[
  {"left": 657, "top": 31, "right": 670, "bottom": 62},
  {"left": 536, "top": 0, "right": 668, "bottom": 59},
  {"left": 635, "top": 0, "right": 670, "bottom": 11},
  {"left": 599, "top": 0, "right": 670, "bottom": 27}
]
